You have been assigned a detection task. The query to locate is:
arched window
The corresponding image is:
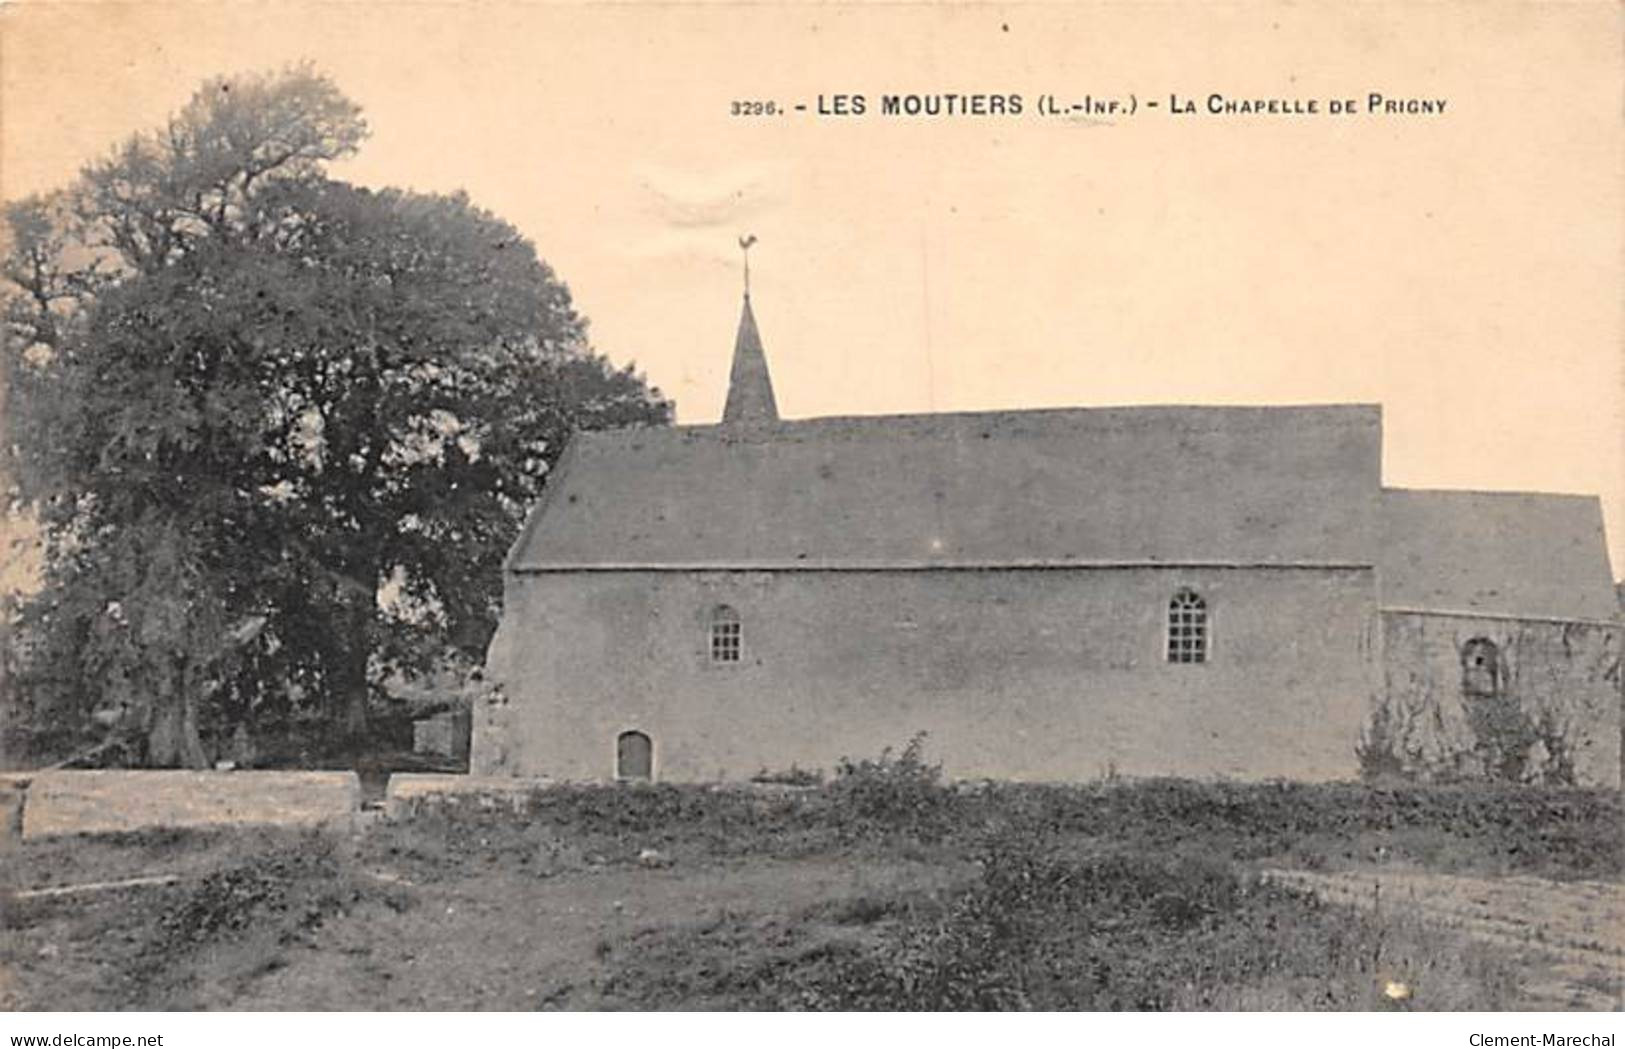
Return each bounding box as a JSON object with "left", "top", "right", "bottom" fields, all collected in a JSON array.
[
  {"left": 616, "top": 730, "right": 652, "bottom": 781},
  {"left": 709, "top": 605, "right": 742, "bottom": 664},
  {"left": 1460, "top": 637, "right": 1501, "bottom": 698},
  {"left": 1167, "top": 589, "right": 1208, "bottom": 664}
]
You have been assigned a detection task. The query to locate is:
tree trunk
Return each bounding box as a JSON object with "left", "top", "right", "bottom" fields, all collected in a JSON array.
[
  {"left": 333, "top": 601, "right": 372, "bottom": 746},
  {"left": 146, "top": 654, "right": 208, "bottom": 768}
]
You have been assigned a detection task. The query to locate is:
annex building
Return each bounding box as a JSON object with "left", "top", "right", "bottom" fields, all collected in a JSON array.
[{"left": 473, "top": 294, "right": 1622, "bottom": 787}]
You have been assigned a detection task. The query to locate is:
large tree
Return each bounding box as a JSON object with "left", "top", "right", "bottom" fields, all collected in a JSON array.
[{"left": 1, "top": 66, "right": 670, "bottom": 766}]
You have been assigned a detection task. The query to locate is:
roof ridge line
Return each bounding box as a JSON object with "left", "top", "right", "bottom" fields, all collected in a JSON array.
[{"left": 1384, "top": 486, "right": 1601, "bottom": 502}]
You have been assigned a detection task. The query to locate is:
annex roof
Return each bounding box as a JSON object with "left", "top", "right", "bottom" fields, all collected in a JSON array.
[{"left": 1379, "top": 488, "right": 1619, "bottom": 621}]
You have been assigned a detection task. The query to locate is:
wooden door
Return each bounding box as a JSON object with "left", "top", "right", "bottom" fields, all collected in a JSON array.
[{"left": 617, "top": 730, "right": 652, "bottom": 781}]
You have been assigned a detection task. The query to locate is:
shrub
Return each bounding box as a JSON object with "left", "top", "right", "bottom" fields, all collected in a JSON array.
[
  {"left": 1355, "top": 701, "right": 1411, "bottom": 782},
  {"left": 826, "top": 732, "right": 956, "bottom": 841}
]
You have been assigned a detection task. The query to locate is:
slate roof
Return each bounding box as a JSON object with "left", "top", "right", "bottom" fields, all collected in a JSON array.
[
  {"left": 1379, "top": 488, "right": 1619, "bottom": 621},
  {"left": 508, "top": 403, "right": 1383, "bottom": 569},
  {"left": 719, "top": 296, "right": 778, "bottom": 426}
]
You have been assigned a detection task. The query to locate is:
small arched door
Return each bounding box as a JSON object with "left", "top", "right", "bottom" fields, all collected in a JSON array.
[
  {"left": 616, "top": 730, "right": 652, "bottom": 781},
  {"left": 1460, "top": 638, "right": 1502, "bottom": 699}
]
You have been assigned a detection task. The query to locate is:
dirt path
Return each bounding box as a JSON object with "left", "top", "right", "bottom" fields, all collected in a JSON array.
[
  {"left": 215, "top": 856, "right": 966, "bottom": 1011},
  {"left": 1265, "top": 868, "right": 1623, "bottom": 1011}
]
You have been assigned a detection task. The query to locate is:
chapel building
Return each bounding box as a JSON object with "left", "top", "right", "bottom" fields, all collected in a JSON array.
[{"left": 474, "top": 293, "right": 1622, "bottom": 786}]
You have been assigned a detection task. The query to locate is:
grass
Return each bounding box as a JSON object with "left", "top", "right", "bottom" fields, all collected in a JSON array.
[
  {"left": 3, "top": 750, "right": 1618, "bottom": 1010},
  {"left": 373, "top": 769, "right": 1623, "bottom": 882},
  {"left": 2, "top": 827, "right": 415, "bottom": 1009},
  {"left": 587, "top": 839, "right": 1527, "bottom": 1010}
]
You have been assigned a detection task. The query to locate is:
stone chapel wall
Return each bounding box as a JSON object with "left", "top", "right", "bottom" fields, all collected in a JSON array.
[
  {"left": 480, "top": 565, "right": 1380, "bottom": 783},
  {"left": 1377, "top": 611, "right": 1622, "bottom": 788}
]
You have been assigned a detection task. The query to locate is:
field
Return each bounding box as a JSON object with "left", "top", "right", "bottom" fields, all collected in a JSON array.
[{"left": 1, "top": 757, "right": 1621, "bottom": 1011}]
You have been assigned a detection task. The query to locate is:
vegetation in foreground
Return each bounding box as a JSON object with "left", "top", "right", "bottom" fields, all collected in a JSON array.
[
  {"left": 2, "top": 751, "right": 1619, "bottom": 1011},
  {"left": 591, "top": 837, "right": 1523, "bottom": 1010},
  {"left": 380, "top": 741, "right": 1624, "bottom": 883}
]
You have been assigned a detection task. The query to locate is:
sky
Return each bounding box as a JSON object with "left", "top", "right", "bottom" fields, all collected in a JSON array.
[{"left": 1, "top": 2, "right": 1621, "bottom": 572}]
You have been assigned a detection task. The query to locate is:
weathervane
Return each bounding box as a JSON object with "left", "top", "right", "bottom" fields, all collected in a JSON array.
[{"left": 739, "top": 234, "right": 758, "bottom": 299}]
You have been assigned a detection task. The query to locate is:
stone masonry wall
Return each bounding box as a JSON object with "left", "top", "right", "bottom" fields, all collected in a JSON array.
[
  {"left": 476, "top": 566, "right": 1379, "bottom": 783},
  {"left": 1378, "top": 612, "right": 1622, "bottom": 787},
  {"left": 17, "top": 770, "right": 361, "bottom": 838}
]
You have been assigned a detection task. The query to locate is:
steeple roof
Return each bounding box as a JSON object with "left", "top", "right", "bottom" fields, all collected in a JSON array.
[{"left": 721, "top": 295, "right": 779, "bottom": 426}]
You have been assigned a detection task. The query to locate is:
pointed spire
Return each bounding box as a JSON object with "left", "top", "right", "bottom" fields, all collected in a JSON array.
[
  {"left": 721, "top": 293, "right": 779, "bottom": 426},
  {"left": 722, "top": 236, "right": 777, "bottom": 427}
]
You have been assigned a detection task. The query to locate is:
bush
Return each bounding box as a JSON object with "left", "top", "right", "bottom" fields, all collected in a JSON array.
[
  {"left": 1355, "top": 702, "right": 1411, "bottom": 782},
  {"left": 826, "top": 732, "right": 956, "bottom": 842}
]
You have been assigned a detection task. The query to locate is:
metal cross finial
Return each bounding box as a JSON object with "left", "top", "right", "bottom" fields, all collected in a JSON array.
[{"left": 738, "top": 234, "right": 758, "bottom": 298}]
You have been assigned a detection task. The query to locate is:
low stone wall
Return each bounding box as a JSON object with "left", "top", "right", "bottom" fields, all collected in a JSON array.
[
  {"left": 1, "top": 774, "right": 31, "bottom": 845},
  {"left": 16, "top": 770, "right": 361, "bottom": 839},
  {"left": 384, "top": 773, "right": 552, "bottom": 819}
]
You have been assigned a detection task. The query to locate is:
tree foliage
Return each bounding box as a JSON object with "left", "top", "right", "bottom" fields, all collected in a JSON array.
[{"left": 1, "top": 65, "right": 671, "bottom": 767}]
